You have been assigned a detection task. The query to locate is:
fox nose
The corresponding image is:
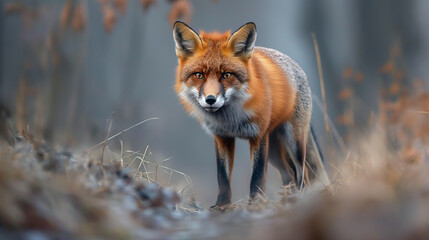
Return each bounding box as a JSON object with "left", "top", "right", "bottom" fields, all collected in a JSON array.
[{"left": 205, "top": 95, "right": 216, "bottom": 105}]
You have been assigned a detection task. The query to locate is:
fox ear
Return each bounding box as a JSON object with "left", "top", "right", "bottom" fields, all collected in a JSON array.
[
  {"left": 173, "top": 21, "right": 203, "bottom": 58},
  {"left": 228, "top": 22, "right": 257, "bottom": 59}
]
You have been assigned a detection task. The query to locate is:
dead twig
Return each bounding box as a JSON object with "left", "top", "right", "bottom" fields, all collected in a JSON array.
[
  {"left": 101, "top": 113, "right": 114, "bottom": 163},
  {"left": 87, "top": 117, "right": 159, "bottom": 153},
  {"left": 311, "top": 33, "right": 330, "bottom": 134}
]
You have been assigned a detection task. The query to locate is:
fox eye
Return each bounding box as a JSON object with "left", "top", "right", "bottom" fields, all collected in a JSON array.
[
  {"left": 194, "top": 72, "right": 204, "bottom": 79},
  {"left": 222, "top": 73, "right": 232, "bottom": 79}
]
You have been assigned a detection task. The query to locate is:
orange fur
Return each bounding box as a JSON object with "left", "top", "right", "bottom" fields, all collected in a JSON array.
[
  {"left": 175, "top": 31, "right": 297, "bottom": 140},
  {"left": 173, "top": 22, "right": 313, "bottom": 206}
]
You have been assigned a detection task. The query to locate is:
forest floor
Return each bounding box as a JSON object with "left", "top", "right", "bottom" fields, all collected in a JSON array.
[
  {"left": 1, "top": 79, "right": 429, "bottom": 239},
  {"left": 1, "top": 118, "right": 429, "bottom": 240}
]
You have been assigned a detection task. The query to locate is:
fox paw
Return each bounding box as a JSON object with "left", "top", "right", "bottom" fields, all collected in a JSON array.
[{"left": 209, "top": 204, "right": 230, "bottom": 212}]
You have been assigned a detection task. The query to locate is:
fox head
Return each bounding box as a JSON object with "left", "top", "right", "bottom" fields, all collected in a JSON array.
[{"left": 173, "top": 21, "right": 257, "bottom": 113}]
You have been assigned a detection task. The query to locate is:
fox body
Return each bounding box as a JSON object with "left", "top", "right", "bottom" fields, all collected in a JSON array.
[{"left": 173, "top": 22, "right": 320, "bottom": 207}]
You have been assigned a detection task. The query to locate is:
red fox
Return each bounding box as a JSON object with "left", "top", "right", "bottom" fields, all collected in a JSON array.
[{"left": 173, "top": 21, "right": 325, "bottom": 207}]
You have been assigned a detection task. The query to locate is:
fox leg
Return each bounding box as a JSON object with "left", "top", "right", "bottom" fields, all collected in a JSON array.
[
  {"left": 249, "top": 134, "right": 269, "bottom": 201},
  {"left": 268, "top": 125, "right": 297, "bottom": 185},
  {"left": 290, "top": 87, "right": 313, "bottom": 189},
  {"left": 296, "top": 133, "right": 309, "bottom": 189},
  {"left": 292, "top": 119, "right": 311, "bottom": 189},
  {"left": 213, "top": 136, "right": 235, "bottom": 207}
]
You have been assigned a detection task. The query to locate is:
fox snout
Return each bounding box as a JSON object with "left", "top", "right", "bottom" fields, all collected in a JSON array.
[
  {"left": 205, "top": 95, "right": 216, "bottom": 105},
  {"left": 198, "top": 94, "right": 225, "bottom": 112}
]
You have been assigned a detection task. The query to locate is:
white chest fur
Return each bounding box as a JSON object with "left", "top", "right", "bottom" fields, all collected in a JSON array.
[{"left": 199, "top": 103, "right": 259, "bottom": 138}]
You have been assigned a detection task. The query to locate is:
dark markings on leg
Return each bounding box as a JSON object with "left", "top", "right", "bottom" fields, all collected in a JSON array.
[
  {"left": 278, "top": 141, "right": 297, "bottom": 185},
  {"left": 268, "top": 128, "right": 297, "bottom": 186},
  {"left": 249, "top": 135, "right": 268, "bottom": 201},
  {"left": 296, "top": 140, "right": 309, "bottom": 189},
  {"left": 213, "top": 138, "right": 234, "bottom": 207},
  {"left": 295, "top": 140, "right": 304, "bottom": 187}
]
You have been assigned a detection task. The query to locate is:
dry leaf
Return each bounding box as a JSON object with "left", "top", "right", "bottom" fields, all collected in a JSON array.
[
  {"left": 141, "top": 0, "right": 156, "bottom": 12},
  {"left": 389, "top": 82, "right": 400, "bottom": 95},
  {"left": 103, "top": 6, "right": 116, "bottom": 33},
  {"left": 336, "top": 112, "right": 354, "bottom": 126},
  {"left": 379, "top": 60, "right": 394, "bottom": 74},
  {"left": 338, "top": 88, "right": 353, "bottom": 100},
  {"left": 421, "top": 93, "right": 429, "bottom": 112},
  {"left": 354, "top": 72, "right": 364, "bottom": 82},
  {"left": 169, "top": 0, "right": 192, "bottom": 26},
  {"left": 61, "top": 0, "right": 73, "bottom": 30},
  {"left": 4, "top": 2, "right": 25, "bottom": 14},
  {"left": 343, "top": 67, "right": 353, "bottom": 79},
  {"left": 401, "top": 145, "right": 420, "bottom": 164},
  {"left": 114, "top": 0, "right": 128, "bottom": 15},
  {"left": 72, "top": 4, "right": 86, "bottom": 32}
]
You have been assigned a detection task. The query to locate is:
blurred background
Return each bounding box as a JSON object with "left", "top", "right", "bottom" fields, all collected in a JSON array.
[{"left": 1, "top": 0, "right": 428, "bottom": 205}]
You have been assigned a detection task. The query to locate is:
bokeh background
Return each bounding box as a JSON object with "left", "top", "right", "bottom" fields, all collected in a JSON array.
[{"left": 1, "top": 0, "right": 429, "bottom": 205}]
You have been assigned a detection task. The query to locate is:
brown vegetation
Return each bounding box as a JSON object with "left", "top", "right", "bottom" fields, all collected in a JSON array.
[
  {"left": 1, "top": 55, "right": 428, "bottom": 238},
  {"left": 1, "top": 2, "right": 428, "bottom": 239}
]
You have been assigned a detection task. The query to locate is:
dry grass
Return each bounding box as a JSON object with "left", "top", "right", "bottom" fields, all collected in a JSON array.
[
  {"left": 0, "top": 133, "right": 190, "bottom": 239},
  {"left": 1, "top": 91, "right": 428, "bottom": 239},
  {"left": 1, "top": 40, "right": 428, "bottom": 238},
  {"left": 3, "top": 1, "right": 428, "bottom": 239}
]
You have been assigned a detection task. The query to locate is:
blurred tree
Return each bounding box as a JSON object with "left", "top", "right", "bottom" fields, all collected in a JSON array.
[
  {"left": 302, "top": 0, "right": 423, "bottom": 139},
  {"left": 356, "top": 0, "right": 421, "bottom": 69},
  {"left": 1, "top": 0, "right": 210, "bottom": 145}
]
